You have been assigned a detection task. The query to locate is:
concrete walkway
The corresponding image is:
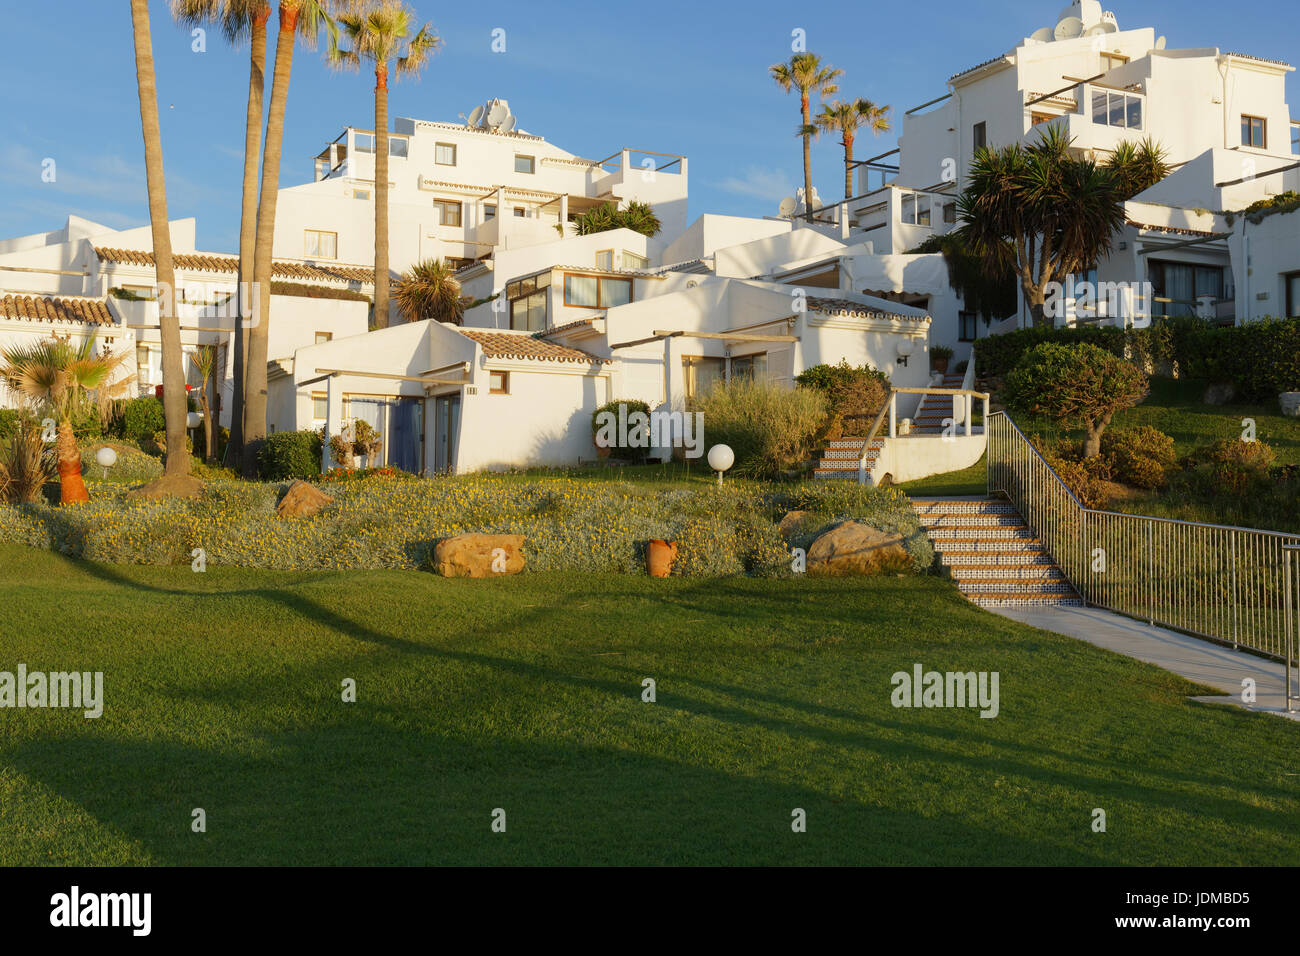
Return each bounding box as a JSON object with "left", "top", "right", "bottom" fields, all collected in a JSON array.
[{"left": 991, "top": 604, "right": 1300, "bottom": 721}]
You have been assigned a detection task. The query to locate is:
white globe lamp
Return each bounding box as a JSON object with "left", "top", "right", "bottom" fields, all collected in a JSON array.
[
  {"left": 94, "top": 446, "right": 117, "bottom": 479},
  {"left": 707, "top": 443, "right": 734, "bottom": 486},
  {"left": 186, "top": 411, "right": 203, "bottom": 429}
]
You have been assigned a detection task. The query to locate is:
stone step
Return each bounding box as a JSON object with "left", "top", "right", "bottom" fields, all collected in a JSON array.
[
  {"left": 968, "top": 594, "right": 1085, "bottom": 608},
  {"left": 821, "top": 447, "right": 878, "bottom": 461},
  {"left": 813, "top": 470, "right": 866, "bottom": 481},
  {"left": 958, "top": 581, "right": 1077, "bottom": 596},
  {"left": 947, "top": 566, "right": 1067, "bottom": 582},
  {"left": 912, "top": 501, "right": 1014, "bottom": 514},
  {"left": 824, "top": 439, "right": 885, "bottom": 450},
  {"left": 933, "top": 539, "right": 1049, "bottom": 554},
  {"left": 940, "top": 553, "right": 1056, "bottom": 568},
  {"left": 925, "top": 526, "right": 1036, "bottom": 540},
  {"left": 918, "top": 516, "right": 1028, "bottom": 530}
]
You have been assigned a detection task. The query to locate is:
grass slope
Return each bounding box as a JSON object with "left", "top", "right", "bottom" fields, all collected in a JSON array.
[{"left": 1, "top": 543, "right": 1297, "bottom": 866}]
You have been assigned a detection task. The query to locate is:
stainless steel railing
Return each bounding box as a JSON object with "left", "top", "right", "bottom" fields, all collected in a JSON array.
[{"left": 987, "top": 412, "right": 1300, "bottom": 695}]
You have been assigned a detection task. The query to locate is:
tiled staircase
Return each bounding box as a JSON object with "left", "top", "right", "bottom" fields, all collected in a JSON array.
[
  {"left": 813, "top": 437, "right": 884, "bottom": 481},
  {"left": 911, "top": 372, "right": 966, "bottom": 434},
  {"left": 911, "top": 497, "right": 1083, "bottom": 607}
]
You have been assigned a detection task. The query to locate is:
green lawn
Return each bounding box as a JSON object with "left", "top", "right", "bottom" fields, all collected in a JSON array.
[
  {"left": 1, "top": 542, "right": 1297, "bottom": 866},
  {"left": 898, "top": 455, "right": 988, "bottom": 498}
]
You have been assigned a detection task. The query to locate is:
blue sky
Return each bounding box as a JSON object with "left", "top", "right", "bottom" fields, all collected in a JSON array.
[{"left": 2, "top": 0, "right": 1296, "bottom": 255}]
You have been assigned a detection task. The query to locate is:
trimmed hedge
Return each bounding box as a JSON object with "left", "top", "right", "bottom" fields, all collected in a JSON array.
[
  {"left": 121, "top": 396, "right": 166, "bottom": 441},
  {"left": 975, "top": 318, "right": 1300, "bottom": 402},
  {"left": 257, "top": 430, "right": 323, "bottom": 481}
]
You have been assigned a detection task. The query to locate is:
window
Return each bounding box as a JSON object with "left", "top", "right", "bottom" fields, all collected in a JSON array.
[
  {"left": 959, "top": 311, "right": 978, "bottom": 342},
  {"left": 730, "top": 353, "right": 767, "bottom": 383},
  {"left": 1149, "top": 259, "right": 1225, "bottom": 317},
  {"left": 353, "top": 189, "right": 370, "bottom": 200},
  {"left": 315, "top": 332, "right": 333, "bottom": 345},
  {"left": 1285, "top": 272, "right": 1300, "bottom": 318},
  {"left": 564, "top": 274, "right": 632, "bottom": 309},
  {"left": 942, "top": 201, "right": 957, "bottom": 225},
  {"left": 972, "top": 122, "right": 986, "bottom": 152},
  {"left": 513, "top": 207, "right": 526, "bottom": 218},
  {"left": 484, "top": 204, "right": 497, "bottom": 220},
  {"left": 354, "top": 132, "right": 375, "bottom": 153},
  {"left": 124, "top": 284, "right": 156, "bottom": 300},
  {"left": 312, "top": 393, "right": 327, "bottom": 420},
  {"left": 622, "top": 250, "right": 649, "bottom": 270},
  {"left": 1092, "top": 90, "right": 1142, "bottom": 129},
  {"left": 435, "top": 143, "right": 457, "bottom": 166},
  {"left": 507, "top": 272, "right": 551, "bottom": 332},
  {"left": 1100, "top": 52, "right": 1129, "bottom": 71},
  {"left": 1242, "top": 114, "right": 1267, "bottom": 149},
  {"left": 389, "top": 137, "right": 408, "bottom": 158},
  {"left": 900, "top": 192, "right": 931, "bottom": 226},
  {"left": 595, "top": 250, "right": 614, "bottom": 270},
  {"left": 514, "top": 154, "right": 535, "bottom": 174},
  {"left": 683, "top": 356, "right": 725, "bottom": 400},
  {"left": 305, "top": 230, "right": 337, "bottom": 259},
  {"left": 1031, "top": 112, "right": 1054, "bottom": 127},
  {"left": 136, "top": 344, "right": 150, "bottom": 377},
  {"left": 434, "top": 199, "right": 463, "bottom": 227},
  {"left": 489, "top": 371, "right": 509, "bottom": 394}
]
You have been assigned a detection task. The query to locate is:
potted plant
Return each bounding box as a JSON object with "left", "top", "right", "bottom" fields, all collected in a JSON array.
[
  {"left": 353, "top": 420, "right": 382, "bottom": 468},
  {"left": 328, "top": 432, "right": 353, "bottom": 470},
  {"left": 930, "top": 345, "right": 954, "bottom": 375}
]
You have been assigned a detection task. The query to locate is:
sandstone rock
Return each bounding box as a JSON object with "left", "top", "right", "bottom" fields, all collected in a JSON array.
[
  {"left": 777, "top": 510, "right": 814, "bottom": 539},
  {"left": 435, "top": 533, "right": 526, "bottom": 578},
  {"left": 1203, "top": 382, "right": 1237, "bottom": 405},
  {"left": 807, "top": 521, "right": 911, "bottom": 576},
  {"left": 1280, "top": 392, "right": 1300, "bottom": 418},
  {"left": 276, "top": 479, "right": 334, "bottom": 518},
  {"left": 126, "top": 474, "right": 205, "bottom": 501}
]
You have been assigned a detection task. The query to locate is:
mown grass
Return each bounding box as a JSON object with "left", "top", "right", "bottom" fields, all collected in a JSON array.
[{"left": 1, "top": 542, "right": 1297, "bottom": 866}]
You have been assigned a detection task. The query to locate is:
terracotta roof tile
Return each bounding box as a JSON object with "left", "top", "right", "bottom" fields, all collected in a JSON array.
[
  {"left": 458, "top": 328, "right": 609, "bottom": 364},
  {"left": 536, "top": 317, "right": 599, "bottom": 337},
  {"left": 807, "top": 296, "right": 930, "bottom": 321},
  {"left": 95, "top": 247, "right": 374, "bottom": 284},
  {"left": 0, "top": 294, "right": 115, "bottom": 326},
  {"left": 1126, "top": 220, "right": 1223, "bottom": 237}
]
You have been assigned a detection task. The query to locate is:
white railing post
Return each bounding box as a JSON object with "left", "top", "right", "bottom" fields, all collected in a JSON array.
[
  {"left": 964, "top": 394, "right": 972, "bottom": 437},
  {"left": 888, "top": 392, "right": 897, "bottom": 438}
]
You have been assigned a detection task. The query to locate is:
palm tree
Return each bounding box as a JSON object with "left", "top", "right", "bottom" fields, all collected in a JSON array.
[
  {"left": 958, "top": 126, "right": 1129, "bottom": 327},
  {"left": 1104, "top": 137, "right": 1172, "bottom": 200},
  {"left": 0, "top": 335, "right": 132, "bottom": 505},
  {"left": 770, "top": 53, "right": 842, "bottom": 219},
  {"left": 130, "top": 0, "right": 190, "bottom": 480},
  {"left": 242, "top": 0, "right": 336, "bottom": 478},
  {"left": 170, "top": 0, "right": 272, "bottom": 471},
  {"left": 813, "top": 98, "right": 891, "bottom": 200},
  {"left": 330, "top": 0, "right": 440, "bottom": 330},
  {"left": 393, "top": 259, "right": 465, "bottom": 324},
  {"left": 190, "top": 344, "right": 218, "bottom": 463}
]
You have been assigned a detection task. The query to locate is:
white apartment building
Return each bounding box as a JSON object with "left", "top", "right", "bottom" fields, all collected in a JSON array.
[
  {"left": 793, "top": 0, "right": 1299, "bottom": 345},
  {"left": 273, "top": 98, "right": 689, "bottom": 309}
]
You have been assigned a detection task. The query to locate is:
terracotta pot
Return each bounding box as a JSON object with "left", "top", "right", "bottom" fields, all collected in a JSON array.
[
  {"left": 932, "top": 357, "right": 950, "bottom": 375},
  {"left": 647, "top": 539, "right": 678, "bottom": 578},
  {"left": 57, "top": 459, "right": 90, "bottom": 505},
  {"left": 594, "top": 438, "right": 611, "bottom": 459}
]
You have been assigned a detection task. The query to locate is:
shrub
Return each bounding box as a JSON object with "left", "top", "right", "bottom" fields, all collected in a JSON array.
[
  {"left": 1101, "top": 425, "right": 1176, "bottom": 489},
  {"left": 691, "top": 381, "right": 827, "bottom": 479},
  {"left": 1002, "top": 342, "right": 1148, "bottom": 457},
  {"left": 0, "top": 409, "right": 20, "bottom": 442},
  {"left": 973, "top": 326, "right": 1126, "bottom": 378},
  {"left": 1197, "top": 438, "right": 1276, "bottom": 473},
  {"left": 795, "top": 360, "right": 889, "bottom": 438},
  {"left": 257, "top": 430, "right": 323, "bottom": 481},
  {"left": 591, "top": 399, "right": 654, "bottom": 462},
  {"left": 150, "top": 430, "right": 193, "bottom": 459},
  {"left": 1050, "top": 456, "right": 1110, "bottom": 508},
  {"left": 1, "top": 419, "right": 53, "bottom": 504},
  {"left": 1172, "top": 318, "right": 1300, "bottom": 402},
  {"left": 122, "top": 396, "right": 166, "bottom": 441}
]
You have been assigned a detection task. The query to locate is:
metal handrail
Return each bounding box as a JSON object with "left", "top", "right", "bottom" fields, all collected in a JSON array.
[
  {"left": 987, "top": 410, "right": 1300, "bottom": 669},
  {"left": 856, "top": 393, "right": 893, "bottom": 484}
]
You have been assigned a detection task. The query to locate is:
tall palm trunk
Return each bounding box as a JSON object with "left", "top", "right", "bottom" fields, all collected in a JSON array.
[
  {"left": 55, "top": 418, "right": 88, "bottom": 505},
  {"left": 243, "top": 1, "right": 299, "bottom": 478},
  {"left": 230, "top": 5, "right": 270, "bottom": 467},
  {"left": 373, "top": 64, "right": 390, "bottom": 328},
  {"left": 801, "top": 92, "right": 812, "bottom": 219},
  {"left": 130, "top": 0, "right": 188, "bottom": 478},
  {"left": 842, "top": 134, "right": 855, "bottom": 199}
]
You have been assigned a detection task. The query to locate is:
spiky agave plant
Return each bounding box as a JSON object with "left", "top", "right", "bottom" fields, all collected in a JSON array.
[{"left": 0, "top": 335, "right": 133, "bottom": 504}]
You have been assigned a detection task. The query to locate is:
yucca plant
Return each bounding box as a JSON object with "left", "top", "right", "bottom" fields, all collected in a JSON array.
[
  {"left": 393, "top": 259, "right": 466, "bottom": 324},
  {"left": 571, "top": 200, "right": 661, "bottom": 238},
  {"left": 0, "top": 335, "right": 132, "bottom": 504},
  {"left": 0, "top": 418, "right": 55, "bottom": 504}
]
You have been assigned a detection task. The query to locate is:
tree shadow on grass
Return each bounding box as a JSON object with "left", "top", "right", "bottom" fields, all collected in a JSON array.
[{"left": 21, "top": 550, "right": 1300, "bottom": 863}]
